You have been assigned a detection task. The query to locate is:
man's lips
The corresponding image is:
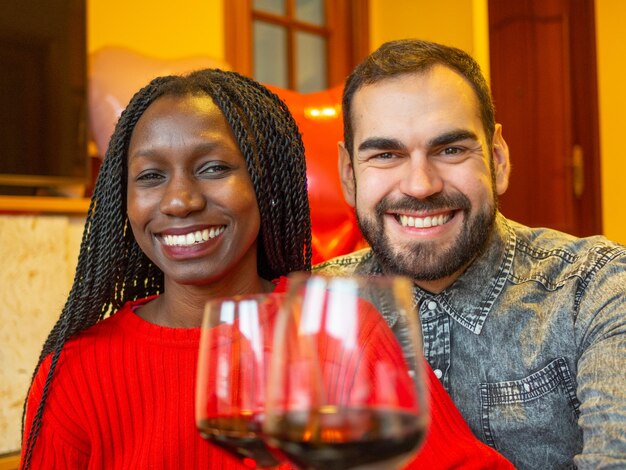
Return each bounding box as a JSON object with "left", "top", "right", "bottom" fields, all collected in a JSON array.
[{"left": 392, "top": 211, "right": 456, "bottom": 228}]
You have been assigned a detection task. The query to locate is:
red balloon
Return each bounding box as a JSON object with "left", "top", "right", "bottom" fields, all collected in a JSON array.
[{"left": 266, "top": 85, "right": 367, "bottom": 264}]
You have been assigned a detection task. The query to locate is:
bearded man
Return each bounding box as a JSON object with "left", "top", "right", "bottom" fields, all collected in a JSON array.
[{"left": 314, "top": 38, "right": 626, "bottom": 470}]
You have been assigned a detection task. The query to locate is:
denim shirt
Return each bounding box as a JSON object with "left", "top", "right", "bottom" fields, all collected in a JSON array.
[{"left": 313, "top": 213, "right": 626, "bottom": 469}]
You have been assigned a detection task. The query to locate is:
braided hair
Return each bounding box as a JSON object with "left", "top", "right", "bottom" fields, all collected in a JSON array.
[{"left": 21, "top": 69, "right": 312, "bottom": 467}]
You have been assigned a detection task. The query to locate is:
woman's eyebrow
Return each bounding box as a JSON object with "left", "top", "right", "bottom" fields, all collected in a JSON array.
[{"left": 129, "top": 141, "right": 227, "bottom": 160}]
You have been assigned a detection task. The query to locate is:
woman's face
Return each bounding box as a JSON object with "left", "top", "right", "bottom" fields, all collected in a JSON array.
[{"left": 126, "top": 94, "right": 262, "bottom": 287}]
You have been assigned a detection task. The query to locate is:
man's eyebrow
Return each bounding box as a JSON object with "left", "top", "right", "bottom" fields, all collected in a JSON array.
[
  {"left": 429, "top": 130, "right": 479, "bottom": 147},
  {"left": 357, "top": 137, "right": 405, "bottom": 153}
]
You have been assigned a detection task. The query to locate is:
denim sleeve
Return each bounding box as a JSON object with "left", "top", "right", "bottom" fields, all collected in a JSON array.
[{"left": 575, "top": 253, "right": 626, "bottom": 469}]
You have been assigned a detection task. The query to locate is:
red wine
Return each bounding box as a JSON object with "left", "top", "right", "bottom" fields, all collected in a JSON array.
[
  {"left": 265, "top": 408, "right": 426, "bottom": 470},
  {"left": 198, "top": 416, "right": 280, "bottom": 468}
]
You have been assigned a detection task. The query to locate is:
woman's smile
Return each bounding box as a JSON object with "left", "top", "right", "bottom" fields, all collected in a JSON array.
[
  {"left": 159, "top": 225, "right": 226, "bottom": 247},
  {"left": 157, "top": 225, "right": 227, "bottom": 260},
  {"left": 126, "top": 94, "right": 262, "bottom": 286}
]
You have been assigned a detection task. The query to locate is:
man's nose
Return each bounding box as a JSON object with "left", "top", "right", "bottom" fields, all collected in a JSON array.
[{"left": 398, "top": 156, "right": 444, "bottom": 199}]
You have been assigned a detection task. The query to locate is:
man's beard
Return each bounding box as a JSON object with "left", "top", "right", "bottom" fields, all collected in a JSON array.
[{"left": 356, "top": 191, "right": 497, "bottom": 281}]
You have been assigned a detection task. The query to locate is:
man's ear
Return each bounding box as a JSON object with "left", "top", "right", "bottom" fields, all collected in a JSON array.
[
  {"left": 338, "top": 142, "right": 356, "bottom": 208},
  {"left": 492, "top": 123, "right": 511, "bottom": 196}
]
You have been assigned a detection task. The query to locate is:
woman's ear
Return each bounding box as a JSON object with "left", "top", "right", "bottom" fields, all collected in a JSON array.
[
  {"left": 492, "top": 123, "right": 511, "bottom": 196},
  {"left": 338, "top": 142, "right": 356, "bottom": 208}
]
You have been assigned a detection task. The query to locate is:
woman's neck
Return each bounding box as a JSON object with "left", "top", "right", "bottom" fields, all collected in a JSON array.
[{"left": 137, "top": 275, "right": 275, "bottom": 328}]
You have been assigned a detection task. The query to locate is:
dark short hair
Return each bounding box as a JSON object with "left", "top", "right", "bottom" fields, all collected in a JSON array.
[{"left": 342, "top": 39, "right": 495, "bottom": 156}]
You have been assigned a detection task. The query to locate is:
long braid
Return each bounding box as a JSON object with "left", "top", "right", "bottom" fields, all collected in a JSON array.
[
  {"left": 21, "top": 69, "right": 311, "bottom": 467},
  {"left": 21, "top": 316, "right": 70, "bottom": 465},
  {"left": 21, "top": 76, "right": 174, "bottom": 469},
  {"left": 193, "top": 70, "right": 311, "bottom": 276}
]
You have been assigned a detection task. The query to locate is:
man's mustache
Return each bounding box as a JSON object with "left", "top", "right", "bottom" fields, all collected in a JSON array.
[{"left": 375, "top": 192, "right": 471, "bottom": 216}]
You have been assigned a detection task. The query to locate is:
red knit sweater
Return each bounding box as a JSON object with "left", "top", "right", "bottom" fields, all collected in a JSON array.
[{"left": 22, "top": 288, "right": 512, "bottom": 469}]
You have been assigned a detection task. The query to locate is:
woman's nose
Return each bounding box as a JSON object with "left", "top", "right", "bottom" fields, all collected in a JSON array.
[{"left": 159, "top": 176, "right": 205, "bottom": 217}]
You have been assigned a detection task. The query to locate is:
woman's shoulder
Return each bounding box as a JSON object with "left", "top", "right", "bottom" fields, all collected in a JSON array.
[
  {"left": 28, "top": 296, "right": 158, "bottom": 414},
  {"left": 40, "top": 296, "right": 156, "bottom": 368},
  {"left": 72, "top": 295, "right": 154, "bottom": 338},
  {"left": 23, "top": 298, "right": 155, "bottom": 460}
]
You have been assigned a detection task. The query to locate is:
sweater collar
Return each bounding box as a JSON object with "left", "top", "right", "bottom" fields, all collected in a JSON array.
[{"left": 117, "top": 276, "right": 290, "bottom": 343}]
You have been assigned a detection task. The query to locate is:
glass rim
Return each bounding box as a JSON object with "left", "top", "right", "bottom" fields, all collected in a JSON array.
[
  {"left": 286, "top": 270, "right": 415, "bottom": 286},
  {"left": 203, "top": 290, "right": 278, "bottom": 307}
]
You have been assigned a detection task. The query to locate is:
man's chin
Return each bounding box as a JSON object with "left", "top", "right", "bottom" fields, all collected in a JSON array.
[
  {"left": 380, "top": 251, "right": 462, "bottom": 280},
  {"left": 358, "top": 198, "right": 497, "bottom": 282},
  {"left": 375, "top": 221, "right": 494, "bottom": 281}
]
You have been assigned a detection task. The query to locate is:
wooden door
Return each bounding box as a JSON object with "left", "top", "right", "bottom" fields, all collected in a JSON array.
[{"left": 488, "top": 0, "right": 602, "bottom": 236}]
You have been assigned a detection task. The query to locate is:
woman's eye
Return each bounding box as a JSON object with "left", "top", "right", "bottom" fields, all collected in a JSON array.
[
  {"left": 135, "top": 171, "right": 164, "bottom": 182},
  {"left": 200, "top": 163, "right": 231, "bottom": 176}
]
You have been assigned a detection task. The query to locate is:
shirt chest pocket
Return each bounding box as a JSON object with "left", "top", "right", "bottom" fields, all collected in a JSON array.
[{"left": 479, "top": 357, "right": 582, "bottom": 469}]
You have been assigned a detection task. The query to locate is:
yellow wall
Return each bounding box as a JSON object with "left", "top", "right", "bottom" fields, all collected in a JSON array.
[
  {"left": 369, "top": 0, "right": 490, "bottom": 77},
  {"left": 369, "top": 0, "right": 490, "bottom": 75},
  {"left": 370, "top": 0, "right": 473, "bottom": 51},
  {"left": 86, "top": 0, "right": 624, "bottom": 243},
  {"left": 595, "top": 0, "right": 626, "bottom": 243},
  {"left": 88, "top": 0, "right": 224, "bottom": 59}
]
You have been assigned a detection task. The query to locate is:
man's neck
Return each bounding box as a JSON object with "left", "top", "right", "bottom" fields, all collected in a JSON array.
[{"left": 413, "top": 272, "right": 463, "bottom": 294}]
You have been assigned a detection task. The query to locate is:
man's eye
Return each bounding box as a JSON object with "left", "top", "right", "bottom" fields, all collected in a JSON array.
[
  {"left": 372, "top": 152, "right": 395, "bottom": 160},
  {"left": 442, "top": 147, "right": 463, "bottom": 155}
]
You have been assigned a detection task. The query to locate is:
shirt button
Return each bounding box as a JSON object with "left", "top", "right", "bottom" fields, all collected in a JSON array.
[
  {"left": 433, "top": 368, "right": 443, "bottom": 379},
  {"left": 427, "top": 301, "right": 438, "bottom": 310}
]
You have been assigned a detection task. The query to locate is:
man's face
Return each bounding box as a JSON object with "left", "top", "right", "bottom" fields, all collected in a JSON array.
[{"left": 339, "top": 66, "right": 509, "bottom": 292}]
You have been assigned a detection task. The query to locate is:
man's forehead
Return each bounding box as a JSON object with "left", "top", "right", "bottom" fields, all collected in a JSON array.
[
  {"left": 355, "top": 66, "right": 475, "bottom": 102},
  {"left": 351, "top": 67, "right": 483, "bottom": 138}
]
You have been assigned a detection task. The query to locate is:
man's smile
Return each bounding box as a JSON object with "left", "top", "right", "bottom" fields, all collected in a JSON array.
[{"left": 394, "top": 212, "right": 455, "bottom": 228}]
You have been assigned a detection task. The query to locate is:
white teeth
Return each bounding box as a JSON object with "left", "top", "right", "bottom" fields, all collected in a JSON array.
[
  {"left": 162, "top": 226, "right": 225, "bottom": 246},
  {"left": 398, "top": 214, "right": 451, "bottom": 228}
]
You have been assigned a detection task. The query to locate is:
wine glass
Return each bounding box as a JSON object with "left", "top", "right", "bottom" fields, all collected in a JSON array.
[
  {"left": 263, "top": 273, "right": 429, "bottom": 470},
  {"left": 196, "top": 293, "right": 283, "bottom": 469}
]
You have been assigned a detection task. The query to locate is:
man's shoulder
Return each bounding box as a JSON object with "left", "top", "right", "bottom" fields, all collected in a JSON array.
[
  {"left": 312, "top": 248, "right": 374, "bottom": 275},
  {"left": 509, "top": 219, "right": 626, "bottom": 260},
  {"left": 505, "top": 218, "right": 626, "bottom": 282}
]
